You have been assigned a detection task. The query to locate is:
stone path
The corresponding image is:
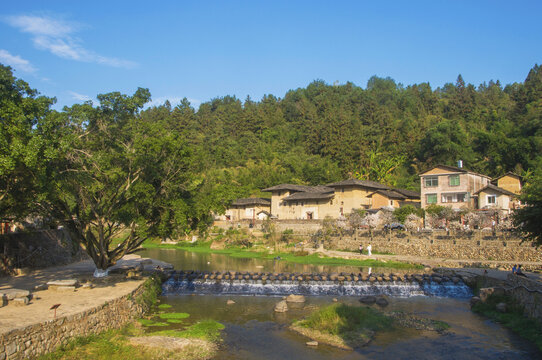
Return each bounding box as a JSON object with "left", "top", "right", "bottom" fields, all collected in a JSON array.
[{"left": 0, "top": 255, "right": 170, "bottom": 335}]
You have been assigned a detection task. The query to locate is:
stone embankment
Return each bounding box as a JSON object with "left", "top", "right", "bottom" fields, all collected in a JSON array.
[
  {"left": 333, "top": 230, "right": 542, "bottom": 264},
  {"left": 0, "top": 229, "right": 86, "bottom": 276},
  {"left": 0, "top": 257, "right": 171, "bottom": 360},
  {"left": 441, "top": 268, "right": 542, "bottom": 324}
]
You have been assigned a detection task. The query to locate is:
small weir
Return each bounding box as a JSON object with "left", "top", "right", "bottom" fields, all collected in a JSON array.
[{"left": 163, "top": 270, "right": 473, "bottom": 298}]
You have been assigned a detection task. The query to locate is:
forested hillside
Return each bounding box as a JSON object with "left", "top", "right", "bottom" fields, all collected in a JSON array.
[
  {"left": 140, "top": 65, "right": 542, "bottom": 197},
  {"left": 1, "top": 63, "right": 541, "bottom": 241}
]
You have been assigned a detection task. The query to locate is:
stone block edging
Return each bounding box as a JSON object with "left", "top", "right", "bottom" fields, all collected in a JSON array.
[{"left": 0, "top": 277, "right": 156, "bottom": 360}]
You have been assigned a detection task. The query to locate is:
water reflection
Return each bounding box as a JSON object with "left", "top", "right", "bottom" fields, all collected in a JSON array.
[{"left": 138, "top": 248, "right": 413, "bottom": 275}]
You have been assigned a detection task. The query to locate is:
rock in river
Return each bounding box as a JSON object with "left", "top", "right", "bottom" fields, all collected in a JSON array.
[{"left": 274, "top": 300, "right": 288, "bottom": 313}]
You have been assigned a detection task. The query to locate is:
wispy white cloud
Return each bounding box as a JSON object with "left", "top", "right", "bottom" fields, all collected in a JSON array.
[
  {"left": 0, "top": 49, "right": 37, "bottom": 73},
  {"left": 68, "top": 91, "right": 92, "bottom": 102},
  {"left": 5, "top": 15, "right": 137, "bottom": 69}
]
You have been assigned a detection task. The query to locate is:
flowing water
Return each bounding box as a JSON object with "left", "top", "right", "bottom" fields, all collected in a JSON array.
[{"left": 138, "top": 249, "right": 541, "bottom": 359}]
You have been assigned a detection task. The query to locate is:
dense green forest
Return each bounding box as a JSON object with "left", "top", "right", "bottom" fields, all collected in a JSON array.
[
  {"left": 140, "top": 65, "right": 542, "bottom": 193},
  {"left": 1, "top": 63, "right": 542, "bottom": 266}
]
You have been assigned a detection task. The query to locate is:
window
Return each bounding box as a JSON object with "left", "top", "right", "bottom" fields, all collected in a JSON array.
[
  {"left": 441, "top": 193, "right": 466, "bottom": 203},
  {"left": 449, "top": 175, "right": 460, "bottom": 186},
  {"left": 426, "top": 194, "right": 437, "bottom": 204},
  {"left": 487, "top": 195, "right": 496, "bottom": 204},
  {"left": 424, "top": 176, "right": 438, "bottom": 187}
]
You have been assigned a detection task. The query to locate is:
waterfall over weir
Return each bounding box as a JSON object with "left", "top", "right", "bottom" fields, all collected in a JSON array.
[{"left": 162, "top": 271, "right": 473, "bottom": 298}]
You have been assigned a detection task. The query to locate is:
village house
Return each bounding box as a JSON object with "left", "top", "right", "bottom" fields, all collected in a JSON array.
[
  {"left": 261, "top": 179, "right": 420, "bottom": 220},
  {"left": 474, "top": 184, "right": 519, "bottom": 213},
  {"left": 368, "top": 188, "right": 421, "bottom": 209},
  {"left": 419, "top": 164, "right": 491, "bottom": 210},
  {"left": 217, "top": 198, "right": 271, "bottom": 221},
  {"left": 492, "top": 172, "right": 522, "bottom": 195}
]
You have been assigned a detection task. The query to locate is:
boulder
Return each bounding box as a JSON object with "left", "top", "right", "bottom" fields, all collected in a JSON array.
[
  {"left": 496, "top": 302, "right": 507, "bottom": 313},
  {"left": 286, "top": 294, "right": 306, "bottom": 303},
  {"left": 470, "top": 296, "right": 481, "bottom": 308},
  {"left": 376, "top": 297, "right": 389, "bottom": 307},
  {"left": 306, "top": 341, "right": 318, "bottom": 347},
  {"left": 227, "top": 299, "right": 235, "bottom": 305},
  {"left": 479, "top": 287, "right": 505, "bottom": 303},
  {"left": 274, "top": 300, "right": 288, "bottom": 313},
  {"left": 359, "top": 296, "right": 377, "bottom": 305}
]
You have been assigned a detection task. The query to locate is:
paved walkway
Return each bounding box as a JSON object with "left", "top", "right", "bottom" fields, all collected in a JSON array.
[{"left": 0, "top": 255, "right": 170, "bottom": 334}]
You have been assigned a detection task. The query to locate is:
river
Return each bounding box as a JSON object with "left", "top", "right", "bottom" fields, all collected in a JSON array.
[{"left": 137, "top": 248, "right": 541, "bottom": 359}]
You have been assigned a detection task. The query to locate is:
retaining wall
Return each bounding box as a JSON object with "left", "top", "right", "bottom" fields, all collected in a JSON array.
[
  {"left": 332, "top": 231, "right": 541, "bottom": 263},
  {"left": 506, "top": 274, "right": 542, "bottom": 323},
  {"left": 0, "top": 230, "right": 85, "bottom": 276},
  {"left": 0, "top": 278, "right": 156, "bottom": 360}
]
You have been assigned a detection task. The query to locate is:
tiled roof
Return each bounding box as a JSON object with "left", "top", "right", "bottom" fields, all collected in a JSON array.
[
  {"left": 326, "top": 179, "right": 391, "bottom": 190},
  {"left": 392, "top": 188, "right": 420, "bottom": 199},
  {"left": 419, "top": 164, "right": 491, "bottom": 179},
  {"left": 282, "top": 191, "right": 334, "bottom": 201},
  {"left": 262, "top": 184, "right": 334, "bottom": 193},
  {"left": 473, "top": 184, "right": 517, "bottom": 197},
  {"left": 368, "top": 190, "right": 407, "bottom": 200},
  {"left": 231, "top": 198, "right": 271, "bottom": 206}
]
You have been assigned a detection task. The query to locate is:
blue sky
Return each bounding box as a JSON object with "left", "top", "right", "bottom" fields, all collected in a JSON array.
[{"left": 1, "top": 1, "right": 541, "bottom": 109}]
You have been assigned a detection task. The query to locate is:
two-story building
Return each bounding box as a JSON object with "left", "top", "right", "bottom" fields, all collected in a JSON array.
[{"left": 419, "top": 164, "right": 491, "bottom": 209}]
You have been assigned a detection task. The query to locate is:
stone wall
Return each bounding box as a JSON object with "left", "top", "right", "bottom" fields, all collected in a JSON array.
[
  {"left": 505, "top": 274, "right": 542, "bottom": 323},
  {"left": 0, "top": 229, "right": 86, "bottom": 276},
  {"left": 213, "top": 219, "right": 323, "bottom": 235},
  {"left": 332, "top": 230, "right": 542, "bottom": 263},
  {"left": 0, "top": 277, "right": 157, "bottom": 360}
]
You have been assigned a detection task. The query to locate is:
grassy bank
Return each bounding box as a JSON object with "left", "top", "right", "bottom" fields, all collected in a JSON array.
[
  {"left": 39, "top": 318, "right": 224, "bottom": 360},
  {"left": 472, "top": 294, "right": 542, "bottom": 351},
  {"left": 142, "top": 240, "right": 421, "bottom": 269}
]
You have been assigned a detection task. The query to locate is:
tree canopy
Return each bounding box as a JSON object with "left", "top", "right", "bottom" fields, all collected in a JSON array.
[{"left": 1, "top": 63, "right": 542, "bottom": 270}]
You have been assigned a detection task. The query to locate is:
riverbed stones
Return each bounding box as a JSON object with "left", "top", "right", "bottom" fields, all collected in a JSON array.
[
  {"left": 274, "top": 300, "right": 288, "bottom": 313},
  {"left": 376, "top": 297, "right": 389, "bottom": 307},
  {"left": 470, "top": 296, "right": 481, "bottom": 308},
  {"left": 479, "top": 287, "right": 505, "bottom": 303},
  {"left": 286, "top": 295, "right": 306, "bottom": 303},
  {"left": 359, "top": 296, "right": 377, "bottom": 305}
]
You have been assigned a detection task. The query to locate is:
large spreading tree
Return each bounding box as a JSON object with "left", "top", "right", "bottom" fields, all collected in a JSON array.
[{"left": 47, "top": 89, "right": 208, "bottom": 274}]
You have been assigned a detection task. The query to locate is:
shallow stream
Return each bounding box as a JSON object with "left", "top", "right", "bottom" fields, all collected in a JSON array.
[{"left": 138, "top": 249, "right": 541, "bottom": 359}]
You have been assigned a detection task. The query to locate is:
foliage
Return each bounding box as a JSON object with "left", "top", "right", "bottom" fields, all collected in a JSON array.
[
  {"left": 393, "top": 205, "right": 424, "bottom": 223},
  {"left": 152, "top": 320, "right": 225, "bottom": 342},
  {"left": 0, "top": 65, "right": 61, "bottom": 219},
  {"left": 3, "top": 62, "right": 542, "bottom": 267},
  {"left": 159, "top": 312, "right": 190, "bottom": 320},
  {"left": 295, "top": 303, "right": 393, "bottom": 336},
  {"left": 347, "top": 208, "right": 366, "bottom": 229},
  {"left": 134, "top": 275, "right": 162, "bottom": 308},
  {"left": 513, "top": 170, "right": 542, "bottom": 246}
]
